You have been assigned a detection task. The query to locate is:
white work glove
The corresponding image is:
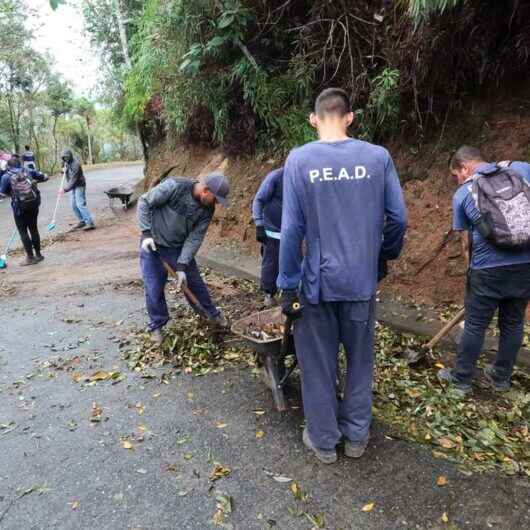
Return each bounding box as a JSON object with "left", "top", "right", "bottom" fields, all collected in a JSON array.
[
  {"left": 175, "top": 270, "right": 187, "bottom": 290},
  {"left": 141, "top": 237, "right": 157, "bottom": 253}
]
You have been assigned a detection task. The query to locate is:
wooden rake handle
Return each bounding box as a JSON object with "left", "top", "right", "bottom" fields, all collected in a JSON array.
[
  {"left": 426, "top": 307, "right": 466, "bottom": 350},
  {"left": 160, "top": 259, "right": 201, "bottom": 308}
]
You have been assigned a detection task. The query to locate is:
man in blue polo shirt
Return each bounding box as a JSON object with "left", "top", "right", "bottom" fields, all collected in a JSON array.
[
  {"left": 252, "top": 167, "right": 283, "bottom": 305},
  {"left": 278, "top": 88, "right": 407, "bottom": 463},
  {"left": 439, "top": 145, "right": 530, "bottom": 393}
]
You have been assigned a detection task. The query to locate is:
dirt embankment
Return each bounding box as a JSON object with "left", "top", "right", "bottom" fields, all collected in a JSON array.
[{"left": 145, "top": 105, "right": 530, "bottom": 310}]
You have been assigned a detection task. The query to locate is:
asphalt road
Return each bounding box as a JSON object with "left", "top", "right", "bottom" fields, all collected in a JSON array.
[{"left": 0, "top": 164, "right": 144, "bottom": 251}]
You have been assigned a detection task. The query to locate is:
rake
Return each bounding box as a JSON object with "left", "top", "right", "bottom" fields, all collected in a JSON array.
[{"left": 47, "top": 167, "right": 67, "bottom": 232}]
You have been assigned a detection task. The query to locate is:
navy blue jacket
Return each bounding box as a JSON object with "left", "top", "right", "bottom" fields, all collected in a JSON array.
[
  {"left": 278, "top": 139, "right": 407, "bottom": 303},
  {"left": 252, "top": 168, "right": 283, "bottom": 233}
]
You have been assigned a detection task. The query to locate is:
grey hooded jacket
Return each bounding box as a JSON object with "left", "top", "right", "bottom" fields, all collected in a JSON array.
[{"left": 62, "top": 149, "right": 86, "bottom": 192}]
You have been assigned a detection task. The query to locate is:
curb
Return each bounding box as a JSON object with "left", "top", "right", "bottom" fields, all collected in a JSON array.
[{"left": 197, "top": 252, "right": 530, "bottom": 369}]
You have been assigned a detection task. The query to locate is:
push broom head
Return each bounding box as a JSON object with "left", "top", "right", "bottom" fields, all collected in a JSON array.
[
  {"left": 0, "top": 255, "right": 7, "bottom": 269},
  {"left": 47, "top": 222, "right": 56, "bottom": 231}
]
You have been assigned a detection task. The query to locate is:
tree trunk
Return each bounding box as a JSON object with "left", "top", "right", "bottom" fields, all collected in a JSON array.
[
  {"left": 86, "top": 116, "right": 93, "bottom": 165},
  {"left": 52, "top": 115, "right": 59, "bottom": 174},
  {"left": 114, "top": 0, "right": 132, "bottom": 69}
]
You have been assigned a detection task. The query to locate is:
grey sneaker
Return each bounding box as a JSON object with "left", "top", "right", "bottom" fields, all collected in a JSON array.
[
  {"left": 437, "top": 368, "right": 472, "bottom": 394},
  {"left": 344, "top": 436, "right": 369, "bottom": 458},
  {"left": 263, "top": 293, "right": 274, "bottom": 307},
  {"left": 150, "top": 328, "right": 164, "bottom": 346},
  {"left": 484, "top": 365, "right": 511, "bottom": 392},
  {"left": 302, "top": 427, "right": 337, "bottom": 464},
  {"left": 20, "top": 256, "right": 38, "bottom": 266},
  {"left": 73, "top": 221, "right": 86, "bottom": 230},
  {"left": 83, "top": 223, "right": 96, "bottom": 231}
]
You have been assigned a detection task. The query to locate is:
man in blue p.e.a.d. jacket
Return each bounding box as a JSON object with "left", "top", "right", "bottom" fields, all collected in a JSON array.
[{"left": 278, "top": 88, "right": 407, "bottom": 464}]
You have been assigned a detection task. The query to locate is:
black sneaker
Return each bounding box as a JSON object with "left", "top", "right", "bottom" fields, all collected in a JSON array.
[
  {"left": 437, "top": 368, "right": 472, "bottom": 394},
  {"left": 35, "top": 253, "right": 44, "bottom": 262},
  {"left": 484, "top": 365, "right": 511, "bottom": 392},
  {"left": 73, "top": 222, "right": 86, "bottom": 230}
]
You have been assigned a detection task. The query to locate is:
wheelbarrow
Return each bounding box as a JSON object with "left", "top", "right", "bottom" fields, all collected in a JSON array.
[
  {"left": 104, "top": 186, "right": 133, "bottom": 209},
  {"left": 231, "top": 307, "right": 297, "bottom": 412}
]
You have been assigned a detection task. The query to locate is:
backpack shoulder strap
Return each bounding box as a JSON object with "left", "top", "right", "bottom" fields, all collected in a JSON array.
[{"left": 497, "top": 160, "right": 512, "bottom": 169}]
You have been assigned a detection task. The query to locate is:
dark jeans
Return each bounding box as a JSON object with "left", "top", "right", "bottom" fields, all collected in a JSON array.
[
  {"left": 14, "top": 207, "right": 40, "bottom": 257},
  {"left": 455, "top": 263, "right": 530, "bottom": 384},
  {"left": 139, "top": 245, "right": 219, "bottom": 331},
  {"left": 260, "top": 237, "right": 280, "bottom": 295}
]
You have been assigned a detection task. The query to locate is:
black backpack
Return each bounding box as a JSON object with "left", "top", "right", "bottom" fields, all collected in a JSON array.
[
  {"left": 10, "top": 168, "right": 40, "bottom": 212},
  {"left": 471, "top": 162, "right": 530, "bottom": 249}
]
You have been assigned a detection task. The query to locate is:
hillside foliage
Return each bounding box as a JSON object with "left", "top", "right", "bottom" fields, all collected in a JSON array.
[{"left": 84, "top": 0, "right": 530, "bottom": 154}]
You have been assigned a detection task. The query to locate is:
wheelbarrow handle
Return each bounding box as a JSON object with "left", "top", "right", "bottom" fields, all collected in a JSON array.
[{"left": 281, "top": 316, "right": 293, "bottom": 358}]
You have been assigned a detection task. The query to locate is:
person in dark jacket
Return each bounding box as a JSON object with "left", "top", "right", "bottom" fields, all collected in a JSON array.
[
  {"left": 61, "top": 148, "right": 95, "bottom": 230},
  {"left": 252, "top": 167, "right": 283, "bottom": 306},
  {"left": 137, "top": 172, "right": 230, "bottom": 344},
  {"left": 0, "top": 158, "right": 45, "bottom": 265}
]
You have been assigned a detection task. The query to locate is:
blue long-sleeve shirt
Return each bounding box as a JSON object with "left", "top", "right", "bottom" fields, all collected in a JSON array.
[
  {"left": 278, "top": 138, "right": 407, "bottom": 304},
  {"left": 252, "top": 168, "right": 283, "bottom": 234}
]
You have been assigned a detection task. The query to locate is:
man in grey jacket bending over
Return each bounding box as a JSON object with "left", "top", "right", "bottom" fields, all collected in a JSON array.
[{"left": 137, "top": 172, "right": 230, "bottom": 344}]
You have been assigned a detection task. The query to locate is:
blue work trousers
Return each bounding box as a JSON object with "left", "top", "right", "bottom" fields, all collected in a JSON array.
[
  {"left": 70, "top": 186, "right": 94, "bottom": 225},
  {"left": 140, "top": 245, "right": 219, "bottom": 331},
  {"left": 260, "top": 237, "right": 280, "bottom": 295},
  {"left": 294, "top": 297, "right": 376, "bottom": 450}
]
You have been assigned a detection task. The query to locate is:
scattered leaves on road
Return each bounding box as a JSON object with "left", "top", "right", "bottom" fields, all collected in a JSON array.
[
  {"left": 256, "top": 430, "right": 265, "bottom": 439},
  {"left": 361, "top": 502, "right": 375, "bottom": 513},
  {"left": 122, "top": 440, "right": 134, "bottom": 450},
  {"left": 210, "top": 463, "right": 231, "bottom": 482}
]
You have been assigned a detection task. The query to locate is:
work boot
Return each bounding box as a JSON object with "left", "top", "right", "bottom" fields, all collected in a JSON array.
[
  {"left": 344, "top": 436, "right": 370, "bottom": 459},
  {"left": 20, "top": 255, "right": 38, "bottom": 266},
  {"left": 73, "top": 221, "right": 86, "bottom": 230},
  {"left": 35, "top": 253, "right": 44, "bottom": 262},
  {"left": 437, "top": 368, "right": 472, "bottom": 395},
  {"left": 210, "top": 313, "right": 229, "bottom": 329},
  {"left": 483, "top": 365, "right": 511, "bottom": 392},
  {"left": 83, "top": 223, "right": 96, "bottom": 231},
  {"left": 150, "top": 328, "right": 164, "bottom": 346},
  {"left": 302, "top": 427, "right": 337, "bottom": 464}
]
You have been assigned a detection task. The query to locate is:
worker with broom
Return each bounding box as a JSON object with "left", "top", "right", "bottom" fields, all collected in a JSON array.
[
  {"left": 278, "top": 88, "right": 407, "bottom": 464},
  {"left": 252, "top": 167, "right": 284, "bottom": 306},
  {"left": 0, "top": 157, "right": 46, "bottom": 266},
  {"left": 138, "top": 172, "right": 230, "bottom": 345},
  {"left": 438, "top": 146, "right": 530, "bottom": 394}
]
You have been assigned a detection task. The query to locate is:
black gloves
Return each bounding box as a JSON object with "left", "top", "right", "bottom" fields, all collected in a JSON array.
[
  {"left": 377, "top": 256, "right": 388, "bottom": 283},
  {"left": 256, "top": 225, "right": 267, "bottom": 244},
  {"left": 281, "top": 289, "right": 303, "bottom": 320}
]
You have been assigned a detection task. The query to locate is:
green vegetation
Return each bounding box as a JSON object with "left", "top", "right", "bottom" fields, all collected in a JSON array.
[
  {"left": 81, "top": 0, "right": 529, "bottom": 155},
  {"left": 0, "top": 0, "right": 139, "bottom": 172}
]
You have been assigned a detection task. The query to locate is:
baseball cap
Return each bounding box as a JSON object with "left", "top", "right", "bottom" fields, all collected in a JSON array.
[{"left": 204, "top": 172, "right": 230, "bottom": 206}]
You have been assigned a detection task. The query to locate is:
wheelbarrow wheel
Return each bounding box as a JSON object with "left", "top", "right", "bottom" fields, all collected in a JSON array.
[{"left": 263, "top": 355, "right": 287, "bottom": 412}]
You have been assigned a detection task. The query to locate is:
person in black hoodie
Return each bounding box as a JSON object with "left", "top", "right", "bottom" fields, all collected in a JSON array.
[
  {"left": 0, "top": 158, "right": 45, "bottom": 265},
  {"left": 61, "top": 148, "right": 95, "bottom": 230}
]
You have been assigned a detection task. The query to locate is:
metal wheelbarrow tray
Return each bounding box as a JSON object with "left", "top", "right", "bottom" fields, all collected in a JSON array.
[
  {"left": 105, "top": 186, "right": 134, "bottom": 209},
  {"left": 231, "top": 307, "right": 296, "bottom": 412}
]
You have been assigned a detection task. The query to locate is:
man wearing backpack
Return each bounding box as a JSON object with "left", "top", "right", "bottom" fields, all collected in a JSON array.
[
  {"left": 60, "top": 148, "right": 95, "bottom": 231},
  {"left": 439, "top": 145, "right": 530, "bottom": 394},
  {"left": 0, "top": 157, "right": 44, "bottom": 265}
]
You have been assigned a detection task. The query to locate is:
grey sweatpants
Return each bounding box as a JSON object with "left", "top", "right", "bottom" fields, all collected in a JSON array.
[{"left": 294, "top": 297, "right": 376, "bottom": 450}]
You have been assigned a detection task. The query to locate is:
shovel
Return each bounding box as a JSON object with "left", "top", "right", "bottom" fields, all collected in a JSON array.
[
  {"left": 157, "top": 256, "right": 211, "bottom": 320},
  {"left": 0, "top": 229, "right": 18, "bottom": 269},
  {"left": 405, "top": 307, "right": 466, "bottom": 364}
]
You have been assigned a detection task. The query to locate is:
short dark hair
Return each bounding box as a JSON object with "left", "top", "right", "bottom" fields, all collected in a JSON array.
[
  {"left": 449, "top": 145, "right": 485, "bottom": 170},
  {"left": 7, "top": 157, "right": 21, "bottom": 168},
  {"left": 314, "top": 88, "right": 351, "bottom": 117},
  {"left": 24, "top": 145, "right": 30, "bottom": 150}
]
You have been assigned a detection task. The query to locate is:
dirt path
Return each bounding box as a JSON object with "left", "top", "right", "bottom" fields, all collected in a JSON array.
[{"left": 0, "top": 208, "right": 529, "bottom": 530}]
